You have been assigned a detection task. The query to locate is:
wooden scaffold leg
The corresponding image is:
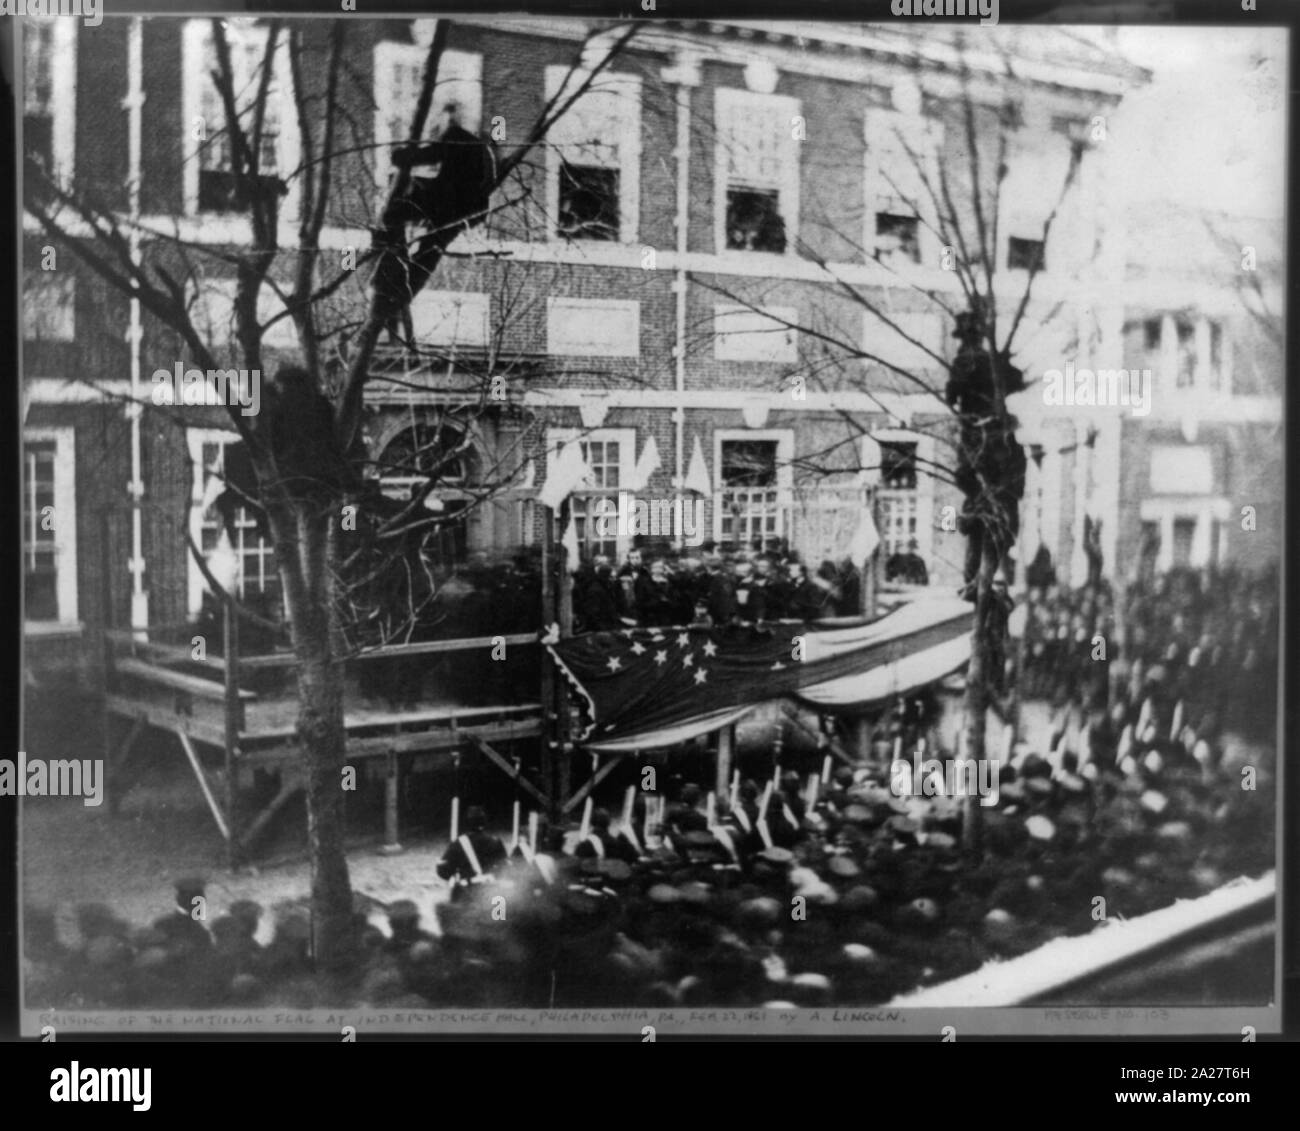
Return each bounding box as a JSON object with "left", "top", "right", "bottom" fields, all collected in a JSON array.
[{"left": 380, "top": 748, "right": 403, "bottom": 855}]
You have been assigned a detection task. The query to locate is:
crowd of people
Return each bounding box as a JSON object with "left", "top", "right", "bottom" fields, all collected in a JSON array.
[
  {"left": 573, "top": 547, "right": 866, "bottom": 634},
  {"left": 1019, "top": 563, "right": 1280, "bottom": 741},
  {"left": 47, "top": 561, "right": 1275, "bottom": 1011},
  {"left": 26, "top": 685, "right": 1273, "bottom": 1010}
]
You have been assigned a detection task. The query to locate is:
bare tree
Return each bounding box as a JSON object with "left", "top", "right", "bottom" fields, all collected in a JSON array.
[
  {"left": 693, "top": 42, "right": 1101, "bottom": 851},
  {"left": 24, "top": 16, "right": 640, "bottom": 971}
]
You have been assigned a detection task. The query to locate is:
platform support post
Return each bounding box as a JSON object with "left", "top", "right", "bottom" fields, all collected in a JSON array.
[
  {"left": 380, "top": 748, "right": 403, "bottom": 854},
  {"left": 715, "top": 724, "right": 734, "bottom": 801},
  {"left": 222, "top": 600, "right": 242, "bottom": 869}
]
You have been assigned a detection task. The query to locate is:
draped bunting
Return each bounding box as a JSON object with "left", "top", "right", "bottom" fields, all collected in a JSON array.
[{"left": 546, "top": 598, "right": 973, "bottom": 751}]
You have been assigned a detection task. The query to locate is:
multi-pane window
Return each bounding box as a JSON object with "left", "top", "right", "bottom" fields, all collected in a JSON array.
[
  {"left": 717, "top": 89, "right": 800, "bottom": 254},
  {"left": 719, "top": 439, "right": 782, "bottom": 551},
  {"left": 24, "top": 430, "right": 77, "bottom": 624},
  {"left": 23, "top": 441, "right": 59, "bottom": 622},
  {"left": 876, "top": 440, "right": 925, "bottom": 578},
  {"left": 378, "top": 421, "right": 475, "bottom": 565},
  {"left": 545, "top": 67, "right": 641, "bottom": 243},
  {"left": 373, "top": 45, "right": 483, "bottom": 186},
  {"left": 558, "top": 162, "right": 620, "bottom": 241},
  {"left": 1149, "top": 314, "right": 1227, "bottom": 391},
  {"left": 572, "top": 440, "right": 623, "bottom": 561},
  {"left": 196, "top": 29, "right": 284, "bottom": 211},
  {"left": 865, "top": 112, "right": 940, "bottom": 266},
  {"left": 189, "top": 433, "right": 279, "bottom": 614},
  {"left": 183, "top": 20, "right": 299, "bottom": 217},
  {"left": 23, "top": 23, "right": 55, "bottom": 170}
]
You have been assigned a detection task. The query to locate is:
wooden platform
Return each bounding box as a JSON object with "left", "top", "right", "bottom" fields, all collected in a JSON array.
[{"left": 101, "top": 617, "right": 547, "bottom": 864}]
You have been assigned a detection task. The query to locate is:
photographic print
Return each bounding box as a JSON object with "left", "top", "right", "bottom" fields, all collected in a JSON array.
[{"left": 16, "top": 2, "right": 1283, "bottom": 1039}]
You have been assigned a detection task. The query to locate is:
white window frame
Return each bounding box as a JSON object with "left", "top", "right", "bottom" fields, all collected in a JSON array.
[
  {"left": 186, "top": 428, "right": 279, "bottom": 618},
  {"left": 713, "top": 429, "right": 793, "bottom": 547},
  {"left": 181, "top": 19, "right": 302, "bottom": 222},
  {"left": 23, "top": 428, "right": 78, "bottom": 627},
  {"left": 23, "top": 20, "right": 77, "bottom": 182},
  {"left": 547, "top": 297, "right": 640, "bottom": 358},
  {"left": 862, "top": 429, "right": 935, "bottom": 573},
  {"left": 714, "top": 304, "right": 799, "bottom": 363},
  {"left": 544, "top": 65, "right": 642, "bottom": 244},
  {"left": 547, "top": 427, "right": 636, "bottom": 561},
  {"left": 373, "top": 43, "right": 483, "bottom": 191},
  {"left": 714, "top": 87, "right": 801, "bottom": 257},
  {"left": 1000, "top": 129, "right": 1073, "bottom": 278},
  {"left": 863, "top": 111, "right": 942, "bottom": 267}
]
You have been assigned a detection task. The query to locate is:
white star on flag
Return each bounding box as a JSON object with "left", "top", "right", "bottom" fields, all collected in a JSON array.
[
  {"left": 607, "top": 656, "right": 622, "bottom": 672},
  {"left": 682, "top": 653, "right": 694, "bottom": 669},
  {"left": 654, "top": 650, "right": 668, "bottom": 666},
  {"left": 771, "top": 661, "right": 785, "bottom": 670},
  {"left": 694, "top": 669, "right": 708, "bottom": 684},
  {"left": 630, "top": 642, "right": 646, "bottom": 655},
  {"left": 702, "top": 640, "right": 717, "bottom": 657},
  {"left": 676, "top": 633, "right": 691, "bottom": 648}
]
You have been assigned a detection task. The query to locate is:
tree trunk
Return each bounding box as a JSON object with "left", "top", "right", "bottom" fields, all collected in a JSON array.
[
  {"left": 961, "top": 538, "right": 999, "bottom": 854},
  {"left": 282, "top": 505, "right": 354, "bottom": 975}
]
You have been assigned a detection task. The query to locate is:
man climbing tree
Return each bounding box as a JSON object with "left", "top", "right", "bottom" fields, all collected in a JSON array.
[
  {"left": 946, "top": 302, "right": 1028, "bottom": 599},
  {"left": 372, "top": 100, "right": 497, "bottom": 344}
]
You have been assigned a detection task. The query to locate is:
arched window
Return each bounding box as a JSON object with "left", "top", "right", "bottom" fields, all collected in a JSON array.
[{"left": 376, "top": 418, "right": 479, "bottom": 565}]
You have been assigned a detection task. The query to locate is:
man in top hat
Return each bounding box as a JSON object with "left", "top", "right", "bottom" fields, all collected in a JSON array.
[{"left": 437, "top": 806, "right": 508, "bottom": 898}]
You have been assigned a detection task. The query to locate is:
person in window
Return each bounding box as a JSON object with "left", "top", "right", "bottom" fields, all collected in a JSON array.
[{"left": 726, "top": 191, "right": 786, "bottom": 253}]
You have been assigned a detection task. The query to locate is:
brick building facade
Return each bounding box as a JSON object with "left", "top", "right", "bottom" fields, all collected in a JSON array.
[{"left": 22, "top": 15, "right": 1150, "bottom": 683}]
